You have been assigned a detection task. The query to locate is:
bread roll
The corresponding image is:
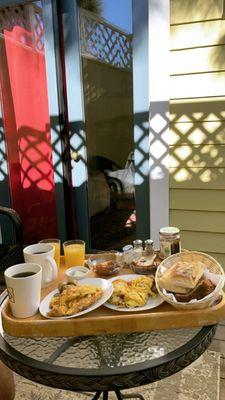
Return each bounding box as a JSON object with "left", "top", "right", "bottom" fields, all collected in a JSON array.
[{"left": 158, "top": 261, "right": 204, "bottom": 294}]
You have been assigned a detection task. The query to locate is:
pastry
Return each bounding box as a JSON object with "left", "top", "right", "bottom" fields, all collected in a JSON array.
[
  {"left": 158, "top": 261, "right": 204, "bottom": 294},
  {"left": 158, "top": 260, "right": 216, "bottom": 302}
]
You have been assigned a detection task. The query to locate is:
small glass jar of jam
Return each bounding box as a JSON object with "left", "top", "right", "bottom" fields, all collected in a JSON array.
[{"left": 159, "top": 227, "right": 181, "bottom": 259}]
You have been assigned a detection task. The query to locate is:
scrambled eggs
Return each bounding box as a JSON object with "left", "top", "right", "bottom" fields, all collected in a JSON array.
[{"left": 108, "top": 276, "right": 156, "bottom": 308}]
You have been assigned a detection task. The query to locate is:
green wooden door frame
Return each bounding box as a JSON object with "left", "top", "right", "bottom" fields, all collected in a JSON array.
[
  {"left": 0, "top": 0, "right": 31, "bottom": 4},
  {"left": 60, "top": 0, "right": 91, "bottom": 248}
]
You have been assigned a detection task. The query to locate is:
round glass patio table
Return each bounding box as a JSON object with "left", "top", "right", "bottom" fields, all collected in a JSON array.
[{"left": 0, "top": 291, "right": 217, "bottom": 400}]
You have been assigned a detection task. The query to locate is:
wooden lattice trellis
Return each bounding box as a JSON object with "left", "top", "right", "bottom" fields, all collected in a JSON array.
[
  {"left": 0, "top": 5, "right": 28, "bottom": 31},
  {"left": 0, "top": 3, "right": 44, "bottom": 52},
  {"left": 79, "top": 9, "right": 132, "bottom": 70},
  {"left": 0, "top": 5, "right": 132, "bottom": 69},
  {"left": 32, "top": 5, "right": 44, "bottom": 51}
]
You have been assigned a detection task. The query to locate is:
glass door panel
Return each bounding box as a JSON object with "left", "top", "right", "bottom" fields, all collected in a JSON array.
[
  {"left": 79, "top": 0, "right": 136, "bottom": 250},
  {"left": 0, "top": 1, "right": 68, "bottom": 244}
]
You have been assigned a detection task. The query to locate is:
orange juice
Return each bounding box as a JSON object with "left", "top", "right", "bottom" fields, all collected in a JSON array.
[{"left": 64, "top": 244, "right": 85, "bottom": 267}]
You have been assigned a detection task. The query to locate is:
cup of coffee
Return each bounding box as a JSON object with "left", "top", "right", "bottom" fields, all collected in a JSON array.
[
  {"left": 23, "top": 243, "right": 58, "bottom": 288},
  {"left": 39, "top": 238, "right": 61, "bottom": 268},
  {"left": 4, "top": 263, "right": 42, "bottom": 318}
]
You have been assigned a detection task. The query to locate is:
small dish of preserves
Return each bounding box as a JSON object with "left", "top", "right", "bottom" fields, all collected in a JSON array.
[
  {"left": 87, "top": 253, "right": 120, "bottom": 277},
  {"left": 65, "top": 266, "right": 89, "bottom": 282},
  {"left": 131, "top": 254, "right": 157, "bottom": 275}
]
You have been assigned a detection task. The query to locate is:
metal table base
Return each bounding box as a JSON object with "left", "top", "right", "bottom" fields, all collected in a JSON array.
[{"left": 91, "top": 391, "right": 144, "bottom": 400}]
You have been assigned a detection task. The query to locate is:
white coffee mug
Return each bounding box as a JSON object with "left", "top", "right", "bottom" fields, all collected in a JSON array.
[
  {"left": 4, "top": 263, "right": 42, "bottom": 318},
  {"left": 23, "top": 243, "right": 58, "bottom": 288}
]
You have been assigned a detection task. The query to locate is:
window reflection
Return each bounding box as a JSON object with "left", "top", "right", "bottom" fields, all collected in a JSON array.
[{"left": 79, "top": 0, "right": 136, "bottom": 250}]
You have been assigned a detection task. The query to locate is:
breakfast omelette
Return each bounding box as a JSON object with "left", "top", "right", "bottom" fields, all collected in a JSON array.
[{"left": 48, "top": 282, "right": 103, "bottom": 317}]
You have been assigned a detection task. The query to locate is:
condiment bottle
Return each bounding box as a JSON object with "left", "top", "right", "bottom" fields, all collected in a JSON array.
[
  {"left": 122, "top": 244, "right": 133, "bottom": 265},
  {"left": 159, "top": 227, "right": 181, "bottom": 259},
  {"left": 133, "top": 239, "right": 143, "bottom": 255},
  {"left": 144, "top": 239, "right": 154, "bottom": 256},
  {"left": 116, "top": 252, "right": 124, "bottom": 267}
]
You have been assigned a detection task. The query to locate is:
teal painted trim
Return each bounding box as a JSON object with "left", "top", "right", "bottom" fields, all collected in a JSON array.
[
  {"left": 0, "top": 0, "right": 31, "bottom": 5},
  {"left": 0, "top": 124, "right": 11, "bottom": 209},
  {"left": 0, "top": 0, "right": 13, "bottom": 209},
  {"left": 0, "top": 118, "right": 13, "bottom": 243},
  {"left": 43, "top": 0, "right": 68, "bottom": 242},
  {"left": 61, "top": 0, "right": 91, "bottom": 248},
  {"left": 0, "top": 4, "right": 12, "bottom": 241}
]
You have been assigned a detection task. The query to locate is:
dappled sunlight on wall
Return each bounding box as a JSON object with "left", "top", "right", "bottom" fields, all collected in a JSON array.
[
  {"left": 150, "top": 109, "right": 169, "bottom": 181},
  {"left": 169, "top": 98, "right": 225, "bottom": 186},
  {"left": 170, "top": 2, "right": 225, "bottom": 185},
  {"left": 170, "top": 0, "right": 225, "bottom": 264},
  {"left": 170, "top": 0, "right": 224, "bottom": 24}
]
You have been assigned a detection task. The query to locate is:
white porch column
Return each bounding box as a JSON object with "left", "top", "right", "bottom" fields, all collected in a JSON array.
[{"left": 149, "top": 0, "right": 170, "bottom": 247}]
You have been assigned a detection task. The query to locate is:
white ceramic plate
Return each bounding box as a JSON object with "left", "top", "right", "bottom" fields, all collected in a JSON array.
[
  {"left": 39, "top": 277, "right": 113, "bottom": 319},
  {"left": 104, "top": 274, "right": 164, "bottom": 312}
]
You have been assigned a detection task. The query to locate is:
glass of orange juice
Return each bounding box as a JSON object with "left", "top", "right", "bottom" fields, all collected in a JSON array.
[
  {"left": 39, "top": 239, "right": 61, "bottom": 268},
  {"left": 63, "top": 240, "right": 85, "bottom": 267}
]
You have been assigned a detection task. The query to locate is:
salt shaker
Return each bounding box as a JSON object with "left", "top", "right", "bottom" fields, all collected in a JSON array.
[
  {"left": 116, "top": 252, "right": 124, "bottom": 267},
  {"left": 133, "top": 239, "right": 143, "bottom": 256},
  {"left": 144, "top": 239, "right": 154, "bottom": 256}
]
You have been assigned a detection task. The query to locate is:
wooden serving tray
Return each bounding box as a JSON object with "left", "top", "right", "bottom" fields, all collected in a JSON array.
[{"left": 2, "top": 256, "right": 225, "bottom": 337}]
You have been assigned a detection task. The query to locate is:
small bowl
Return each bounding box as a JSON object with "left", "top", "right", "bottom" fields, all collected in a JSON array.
[
  {"left": 87, "top": 253, "right": 120, "bottom": 277},
  {"left": 131, "top": 254, "right": 157, "bottom": 275},
  {"left": 65, "top": 266, "right": 89, "bottom": 283}
]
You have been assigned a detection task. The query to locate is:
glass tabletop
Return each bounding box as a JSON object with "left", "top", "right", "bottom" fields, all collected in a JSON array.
[
  {"left": 2, "top": 328, "right": 202, "bottom": 369},
  {"left": 0, "top": 295, "right": 202, "bottom": 370}
]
